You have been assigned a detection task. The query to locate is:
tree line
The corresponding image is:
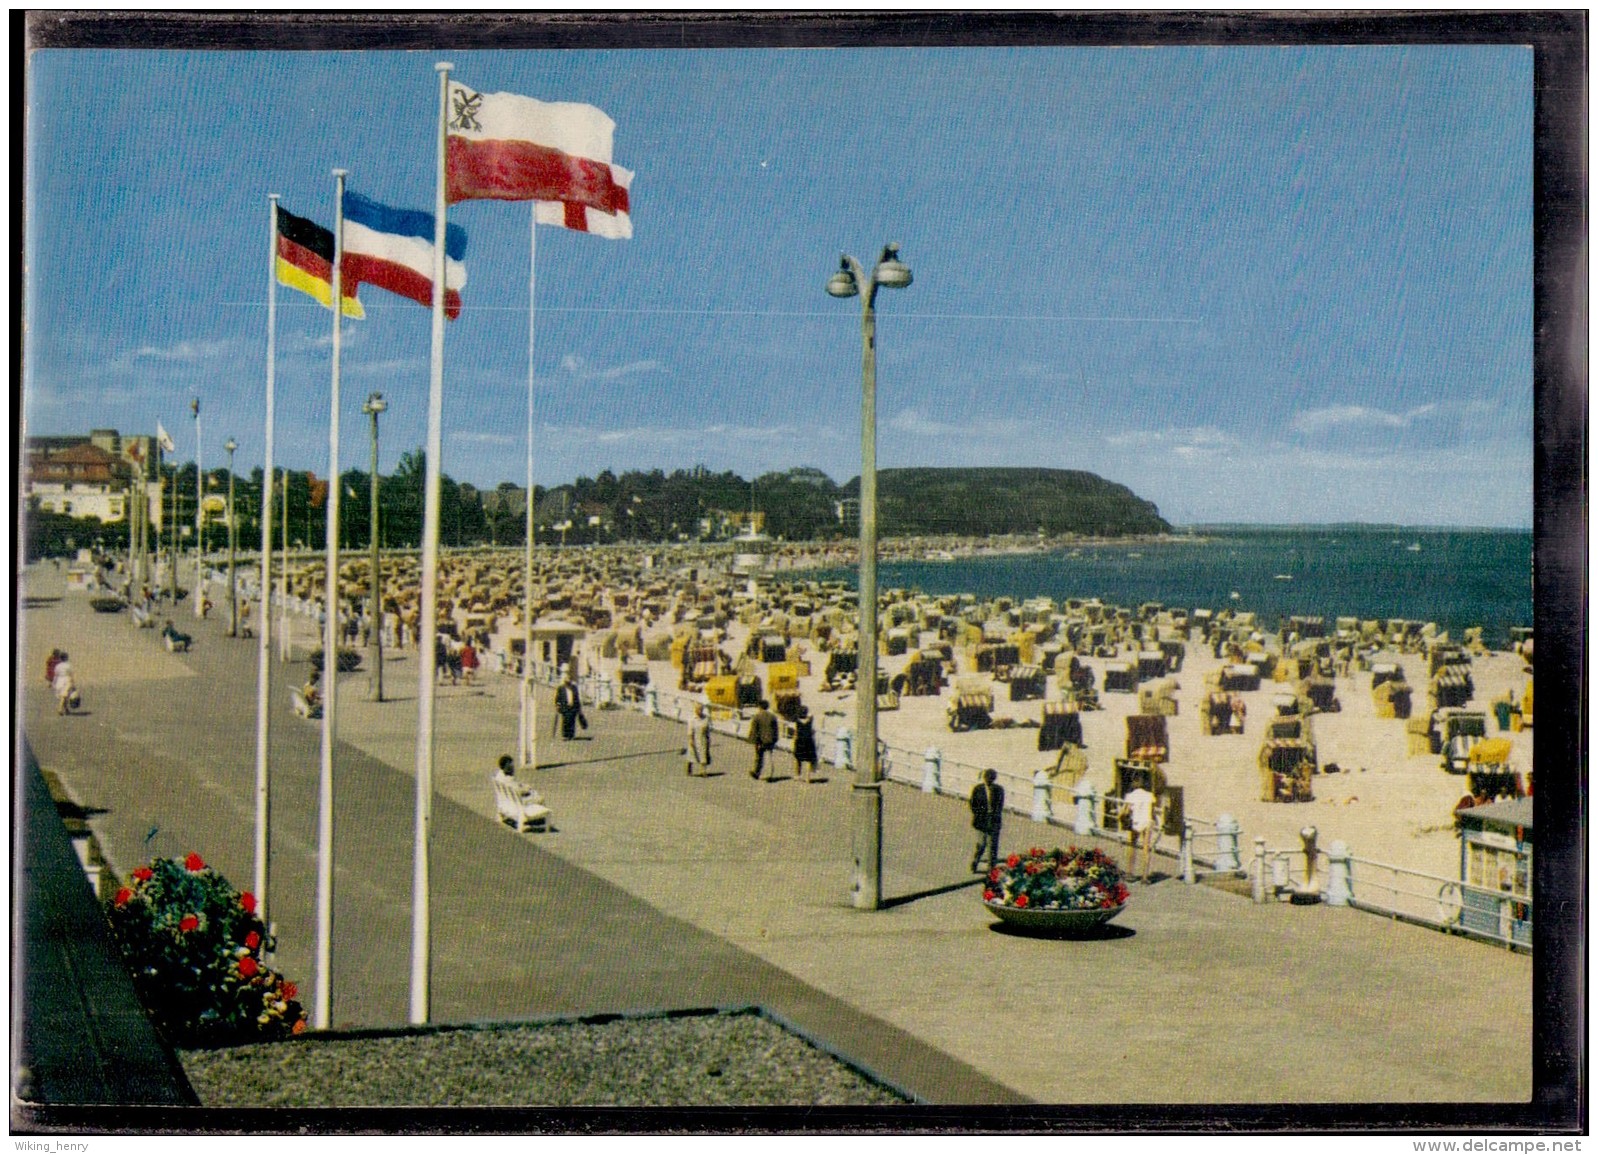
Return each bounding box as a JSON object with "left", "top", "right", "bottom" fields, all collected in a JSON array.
[{"left": 24, "top": 460, "right": 1167, "bottom": 560}]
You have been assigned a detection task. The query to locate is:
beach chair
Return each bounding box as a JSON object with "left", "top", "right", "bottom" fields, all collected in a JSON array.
[
  {"left": 1125, "top": 713, "right": 1169, "bottom": 763},
  {"left": 947, "top": 691, "right": 994, "bottom": 732},
  {"left": 491, "top": 773, "right": 552, "bottom": 833},
  {"left": 291, "top": 688, "right": 322, "bottom": 720}
]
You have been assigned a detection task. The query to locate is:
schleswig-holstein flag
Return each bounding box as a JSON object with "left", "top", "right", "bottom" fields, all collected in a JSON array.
[{"left": 342, "top": 191, "right": 468, "bottom": 320}]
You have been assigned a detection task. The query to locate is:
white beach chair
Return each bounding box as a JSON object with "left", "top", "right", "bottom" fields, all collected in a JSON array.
[{"left": 492, "top": 773, "right": 552, "bottom": 833}]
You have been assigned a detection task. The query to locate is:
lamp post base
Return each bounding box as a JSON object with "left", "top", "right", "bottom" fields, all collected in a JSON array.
[{"left": 850, "top": 781, "right": 883, "bottom": 910}]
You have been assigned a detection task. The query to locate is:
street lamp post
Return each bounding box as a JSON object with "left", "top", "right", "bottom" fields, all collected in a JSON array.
[
  {"left": 225, "top": 438, "right": 238, "bottom": 636},
  {"left": 826, "top": 243, "right": 913, "bottom": 911},
  {"left": 363, "top": 392, "right": 387, "bottom": 702},
  {"left": 192, "top": 398, "right": 204, "bottom": 618}
]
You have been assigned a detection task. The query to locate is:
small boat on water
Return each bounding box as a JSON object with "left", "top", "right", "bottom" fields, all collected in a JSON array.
[
  {"left": 1406, "top": 542, "right": 1423, "bottom": 553},
  {"left": 1229, "top": 590, "right": 1241, "bottom": 601},
  {"left": 1274, "top": 574, "right": 1293, "bottom": 581}
]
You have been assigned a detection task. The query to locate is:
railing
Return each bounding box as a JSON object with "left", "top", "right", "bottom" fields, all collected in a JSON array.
[
  {"left": 242, "top": 628, "right": 1533, "bottom": 953},
  {"left": 1344, "top": 856, "right": 1532, "bottom": 951}
]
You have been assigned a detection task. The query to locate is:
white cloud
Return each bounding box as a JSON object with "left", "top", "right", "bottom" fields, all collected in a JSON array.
[
  {"left": 888, "top": 407, "right": 1029, "bottom": 441},
  {"left": 557, "top": 355, "right": 665, "bottom": 382},
  {"left": 1105, "top": 425, "right": 1237, "bottom": 451},
  {"left": 451, "top": 431, "right": 517, "bottom": 446},
  {"left": 128, "top": 338, "right": 233, "bottom": 363},
  {"left": 349, "top": 357, "right": 427, "bottom": 378}
]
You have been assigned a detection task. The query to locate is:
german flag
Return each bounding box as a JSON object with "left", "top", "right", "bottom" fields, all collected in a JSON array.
[{"left": 276, "top": 206, "right": 364, "bottom": 319}]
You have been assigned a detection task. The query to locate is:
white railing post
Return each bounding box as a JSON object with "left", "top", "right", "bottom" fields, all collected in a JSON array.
[
  {"left": 1073, "top": 780, "right": 1095, "bottom": 836},
  {"left": 1180, "top": 819, "right": 1195, "bottom": 884},
  {"left": 834, "top": 728, "right": 853, "bottom": 772},
  {"left": 921, "top": 746, "right": 941, "bottom": 793},
  {"left": 1326, "top": 839, "right": 1352, "bottom": 906},
  {"left": 1031, "top": 768, "right": 1051, "bottom": 824},
  {"left": 1271, "top": 851, "right": 1289, "bottom": 893},
  {"left": 646, "top": 687, "right": 659, "bottom": 717},
  {"left": 1252, "top": 836, "right": 1268, "bottom": 904},
  {"left": 1215, "top": 813, "right": 1241, "bottom": 872}
]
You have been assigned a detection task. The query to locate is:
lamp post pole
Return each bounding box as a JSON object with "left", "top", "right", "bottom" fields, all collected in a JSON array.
[
  {"left": 363, "top": 392, "right": 387, "bottom": 702},
  {"left": 225, "top": 438, "right": 238, "bottom": 636},
  {"left": 827, "top": 243, "right": 912, "bottom": 911},
  {"left": 192, "top": 398, "right": 204, "bottom": 618}
]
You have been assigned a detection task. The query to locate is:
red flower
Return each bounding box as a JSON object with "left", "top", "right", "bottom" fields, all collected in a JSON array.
[
  {"left": 987, "top": 868, "right": 1001, "bottom": 883},
  {"left": 291, "top": 1018, "right": 306, "bottom": 1034},
  {"left": 132, "top": 866, "right": 153, "bottom": 882},
  {"left": 179, "top": 914, "right": 200, "bottom": 932},
  {"left": 245, "top": 931, "right": 261, "bottom": 950},
  {"left": 184, "top": 853, "right": 205, "bottom": 872},
  {"left": 1029, "top": 847, "right": 1045, "bottom": 858},
  {"left": 238, "top": 956, "right": 259, "bottom": 978},
  {"left": 282, "top": 982, "right": 297, "bottom": 1000},
  {"left": 114, "top": 887, "right": 133, "bottom": 907},
  {"left": 1006, "top": 854, "right": 1021, "bottom": 868},
  {"left": 1014, "top": 894, "right": 1029, "bottom": 908},
  {"left": 240, "top": 892, "right": 257, "bottom": 914},
  {"left": 982, "top": 889, "right": 996, "bottom": 901}
]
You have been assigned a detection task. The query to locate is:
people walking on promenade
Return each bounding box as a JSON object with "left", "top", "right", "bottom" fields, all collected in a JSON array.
[
  {"left": 685, "top": 703, "right": 713, "bottom": 776},
  {"left": 1120, "top": 783, "right": 1162, "bottom": 883},
  {"left": 52, "top": 653, "right": 78, "bottom": 716},
  {"left": 969, "top": 769, "right": 1004, "bottom": 874},
  {"left": 792, "top": 703, "right": 819, "bottom": 782},
  {"left": 748, "top": 699, "right": 779, "bottom": 780},
  {"left": 555, "top": 668, "right": 586, "bottom": 740},
  {"left": 460, "top": 639, "right": 479, "bottom": 686}
]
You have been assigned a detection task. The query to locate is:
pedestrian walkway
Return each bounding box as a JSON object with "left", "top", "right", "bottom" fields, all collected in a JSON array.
[{"left": 18, "top": 564, "right": 1532, "bottom": 1104}]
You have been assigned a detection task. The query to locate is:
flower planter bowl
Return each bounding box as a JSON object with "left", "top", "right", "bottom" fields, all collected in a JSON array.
[{"left": 984, "top": 898, "right": 1126, "bottom": 934}]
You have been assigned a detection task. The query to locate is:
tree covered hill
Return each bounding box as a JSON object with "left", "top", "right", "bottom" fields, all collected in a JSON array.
[{"left": 842, "top": 467, "right": 1170, "bottom": 538}]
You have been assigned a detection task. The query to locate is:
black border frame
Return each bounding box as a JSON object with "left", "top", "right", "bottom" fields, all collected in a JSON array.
[{"left": 14, "top": 8, "right": 1586, "bottom": 1136}]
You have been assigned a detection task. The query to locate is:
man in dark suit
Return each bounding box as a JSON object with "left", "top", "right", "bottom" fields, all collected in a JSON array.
[
  {"left": 748, "top": 699, "right": 779, "bottom": 780},
  {"left": 554, "top": 667, "right": 586, "bottom": 740},
  {"left": 970, "top": 768, "right": 1005, "bottom": 873}
]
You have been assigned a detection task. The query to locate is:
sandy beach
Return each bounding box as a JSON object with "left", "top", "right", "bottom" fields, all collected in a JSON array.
[{"left": 257, "top": 538, "right": 1532, "bottom": 884}]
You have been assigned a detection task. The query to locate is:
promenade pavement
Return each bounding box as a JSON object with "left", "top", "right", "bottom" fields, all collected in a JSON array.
[{"left": 18, "top": 563, "right": 1532, "bottom": 1106}]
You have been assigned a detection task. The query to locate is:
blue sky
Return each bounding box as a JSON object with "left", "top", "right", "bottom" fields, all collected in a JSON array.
[{"left": 25, "top": 45, "right": 1533, "bottom": 527}]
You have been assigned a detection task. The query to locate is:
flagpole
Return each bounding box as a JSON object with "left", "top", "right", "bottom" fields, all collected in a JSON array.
[
  {"left": 255, "top": 193, "right": 279, "bottom": 922},
  {"left": 193, "top": 400, "right": 204, "bottom": 619},
  {"left": 411, "top": 61, "right": 452, "bottom": 1025},
  {"left": 279, "top": 468, "right": 290, "bottom": 662},
  {"left": 314, "top": 169, "right": 348, "bottom": 1031},
  {"left": 519, "top": 211, "right": 538, "bottom": 770}
]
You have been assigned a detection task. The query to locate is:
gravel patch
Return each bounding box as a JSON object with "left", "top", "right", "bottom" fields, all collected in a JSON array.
[{"left": 180, "top": 1011, "right": 910, "bottom": 1107}]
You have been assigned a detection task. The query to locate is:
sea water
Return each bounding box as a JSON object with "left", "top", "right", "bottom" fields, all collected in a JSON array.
[{"left": 808, "top": 527, "right": 1532, "bottom": 649}]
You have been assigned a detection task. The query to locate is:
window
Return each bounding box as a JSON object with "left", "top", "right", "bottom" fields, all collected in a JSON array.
[{"left": 1467, "top": 840, "right": 1529, "bottom": 897}]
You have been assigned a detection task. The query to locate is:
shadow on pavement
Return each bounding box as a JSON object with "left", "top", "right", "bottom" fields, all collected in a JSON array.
[
  {"left": 880, "top": 877, "right": 986, "bottom": 910},
  {"left": 985, "top": 921, "right": 1136, "bottom": 942},
  {"left": 540, "top": 746, "right": 685, "bottom": 771}
]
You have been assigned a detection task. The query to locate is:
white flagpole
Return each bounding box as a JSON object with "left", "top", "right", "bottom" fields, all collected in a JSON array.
[
  {"left": 193, "top": 401, "right": 204, "bottom": 618},
  {"left": 255, "top": 193, "right": 279, "bottom": 921},
  {"left": 314, "top": 169, "right": 348, "bottom": 1030},
  {"left": 279, "top": 467, "right": 290, "bottom": 662},
  {"left": 519, "top": 212, "right": 538, "bottom": 770},
  {"left": 412, "top": 61, "right": 452, "bottom": 1025}
]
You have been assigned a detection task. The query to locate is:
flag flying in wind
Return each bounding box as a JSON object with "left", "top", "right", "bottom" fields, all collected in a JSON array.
[
  {"left": 276, "top": 206, "right": 365, "bottom": 318},
  {"left": 156, "top": 423, "right": 176, "bottom": 454},
  {"left": 445, "top": 80, "right": 633, "bottom": 238},
  {"left": 342, "top": 191, "right": 468, "bottom": 319}
]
